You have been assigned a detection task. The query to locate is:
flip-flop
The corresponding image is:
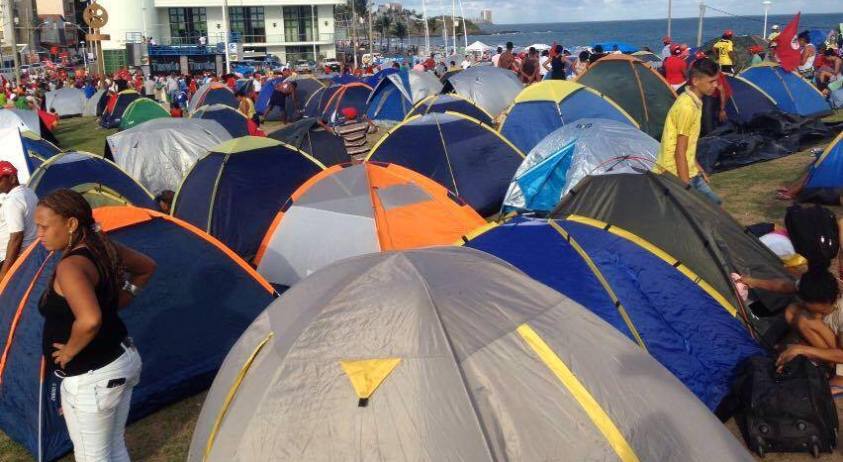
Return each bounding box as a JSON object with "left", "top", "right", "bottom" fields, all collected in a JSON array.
[{"left": 775, "top": 191, "right": 794, "bottom": 201}]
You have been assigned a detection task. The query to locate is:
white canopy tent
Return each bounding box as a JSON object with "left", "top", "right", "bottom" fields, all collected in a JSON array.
[
  {"left": 528, "top": 43, "right": 552, "bottom": 51},
  {"left": 465, "top": 41, "right": 493, "bottom": 53}
]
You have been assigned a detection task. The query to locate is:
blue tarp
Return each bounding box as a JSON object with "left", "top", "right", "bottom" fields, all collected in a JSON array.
[
  {"left": 465, "top": 216, "right": 764, "bottom": 409},
  {"left": 368, "top": 112, "right": 523, "bottom": 216},
  {"left": 0, "top": 215, "right": 274, "bottom": 461},
  {"left": 592, "top": 41, "right": 639, "bottom": 53},
  {"left": 173, "top": 141, "right": 324, "bottom": 259},
  {"left": 740, "top": 65, "right": 831, "bottom": 118}
]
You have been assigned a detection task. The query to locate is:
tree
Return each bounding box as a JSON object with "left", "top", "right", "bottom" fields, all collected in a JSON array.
[
  {"left": 393, "top": 22, "right": 408, "bottom": 50},
  {"left": 376, "top": 15, "right": 392, "bottom": 51}
]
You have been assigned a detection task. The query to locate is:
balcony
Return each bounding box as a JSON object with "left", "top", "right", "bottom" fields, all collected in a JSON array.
[{"left": 234, "top": 33, "right": 335, "bottom": 46}]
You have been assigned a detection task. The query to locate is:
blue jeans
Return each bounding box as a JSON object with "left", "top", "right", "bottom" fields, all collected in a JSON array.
[{"left": 690, "top": 175, "right": 722, "bottom": 205}]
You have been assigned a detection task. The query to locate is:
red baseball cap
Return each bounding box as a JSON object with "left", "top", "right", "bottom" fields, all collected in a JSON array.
[
  {"left": 341, "top": 107, "right": 358, "bottom": 120},
  {"left": 724, "top": 29, "right": 733, "bottom": 37},
  {"left": 0, "top": 161, "right": 17, "bottom": 177}
]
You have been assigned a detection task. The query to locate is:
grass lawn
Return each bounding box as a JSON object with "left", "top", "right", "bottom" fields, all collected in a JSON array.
[{"left": 1, "top": 114, "right": 842, "bottom": 461}]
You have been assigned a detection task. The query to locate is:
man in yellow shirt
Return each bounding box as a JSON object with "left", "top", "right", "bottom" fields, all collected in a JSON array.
[
  {"left": 712, "top": 30, "right": 736, "bottom": 74},
  {"left": 657, "top": 58, "right": 723, "bottom": 205}
]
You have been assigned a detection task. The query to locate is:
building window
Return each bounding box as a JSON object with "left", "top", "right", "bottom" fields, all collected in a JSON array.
[
  {"left": 283, "top": 6, "right": 319, "bottom": 42},
  {"left": 229, "top": 7, "right": 265, "bottom": 43},
  {"left": 168, "top": 8, "right": 207, "bottom": 44},
  {"left": 286, "top": 45, "right": 316, "bottom": 62}
]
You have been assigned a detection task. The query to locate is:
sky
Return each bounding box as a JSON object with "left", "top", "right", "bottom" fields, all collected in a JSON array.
[{"left": 401, "top": 0, "right": 842, "bottom": 25}]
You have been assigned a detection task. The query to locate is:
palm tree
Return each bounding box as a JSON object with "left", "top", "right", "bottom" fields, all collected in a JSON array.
[
  {"left": 393, "top": 21, "right": 408, "bottom": 50},
  {"left": 377, "top": 15, "right": 392, "bottom": 52}
]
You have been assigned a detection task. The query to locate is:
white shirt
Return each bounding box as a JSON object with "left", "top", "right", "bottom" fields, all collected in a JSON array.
[
  {"left": 253, "top": 78, "right": 262, "bottom": 93},
  {"left": 539, "top": 55, "right": 549, "bottom": 75},
  {"left": 461, "top": 59, "right": 471, "bottom": 69},
  {"left": 0, "top": 185, "right": 37, "bottom": 259},
  {"left": 661, "top": 44, "right": 672, "bottom": 59}
]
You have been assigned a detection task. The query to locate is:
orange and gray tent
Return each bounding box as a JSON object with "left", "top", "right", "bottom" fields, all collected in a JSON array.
[
  {"left": 463, "top": 216, "right": 764, "bottom": 408},
  {"left": 406, "top": 93, "right": 494, "bottom": 125},
  {"left": 555, "top": 170, "right": 793, "bottom": 344},
  {"left": 254, "top": 161, "right": 485, "bottom": 288},
  {"left": 576, "top": 54, "right": 676, "bottom": 139},
  {"left": 188, "top": 247, "right": 753, "bottom": 462},
  {"left": 498, "top": 80, "right": 638, "bottom": 154},
  {"left": 172, "top": 137, "right": 325, "bottom": 260},
  {"left": 27, "top": 151, "right": 158, "bottom": 209},
  {"left": 0, "top": 206, "right": 275, "bottom": 461},
  {"left": 367, "top": 112, "right": 525, "bottom": 216},
  {"left": 189, "top": 82, "right": 238, "bottom": 114}
]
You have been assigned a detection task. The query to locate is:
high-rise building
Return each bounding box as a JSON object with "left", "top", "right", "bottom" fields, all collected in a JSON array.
[
  {"left": 479, "top": 9, "right": 492, "bottom": 24},
  {"left": 95, "top": 0, "right": 342, "bottom": 64}
]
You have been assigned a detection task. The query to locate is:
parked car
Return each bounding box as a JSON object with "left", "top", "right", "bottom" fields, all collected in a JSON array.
[
  {"left": 321, "top": 59, "right": 341, "bottom": 73},
  {"left": 294, "top": 59, "right": 314, "bottom": 73}
]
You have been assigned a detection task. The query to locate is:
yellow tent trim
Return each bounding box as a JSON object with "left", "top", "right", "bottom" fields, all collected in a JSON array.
[
  {"left": 815, "top": 131, "right": 843, "bottom": 166},
  {"left": 513, "top": 80, "right": 584, "bottom": 104},
  {"left": 516, "top": 324, "right": 640, "bottom": 462},
  {"left": 565, "top": 215, "right": 738, "bottom": 317},
  {"left": 204, "top": 331, "right": 274, "bottom": 462},
  {"left": 547, "top": 220, "right": 647, "bottom": 350},
  {"left": 340, "top": 358, "right": 401, "bottom": 400}
]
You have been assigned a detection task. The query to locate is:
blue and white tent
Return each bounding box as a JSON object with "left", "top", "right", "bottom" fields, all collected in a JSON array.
[
  {"left": 806, "top": 132, "right": 843, "bottom": 188},
  {"left": 366, "top": 70, "right": 443, "bottom": 124},
  {"left": 740, "top": 63, "right": 831, "bottom": 118}
]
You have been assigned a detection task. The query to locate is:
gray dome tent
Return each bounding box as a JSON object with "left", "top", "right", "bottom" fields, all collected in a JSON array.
[
  {"left": 442, "top": 66, "right": 523, "bottom": 118},
  {"left": 188, "top": 247, "right": 752, "bottom": 462},
  {"left": 45, "top": 87, "right": 86, "bottom": 117}
]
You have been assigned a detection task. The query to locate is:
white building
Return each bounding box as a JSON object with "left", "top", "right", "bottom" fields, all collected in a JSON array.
[{"left": 96, "top": 0, "right": 342, "bottom": 63}]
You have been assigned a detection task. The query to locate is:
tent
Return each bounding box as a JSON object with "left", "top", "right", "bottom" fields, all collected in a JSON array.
[
  {"left": 27, "top": 151, "right": 158, "bottom": 209},
  {"left": 464, "top": 216, "right": 764, "bottom": 408},
  {"left": 267, "top": 117, "right": 349, "bottom": 167},
  {"left": 106, "top": 118, "right": 232, "bottom": 195},
  {"left": 364, "top": 67, "right": 399, "bottom": 87},
  {"left": 188, "top": 247, "right": 753, "bottom": 462},
  {"left": 722, "top": 75, "right": 779, "bottom": 124},
  {"left": 82, "top": 88, "right": 107, "bottom": 117},
  {"left": 805, "top": 132, "right": 843, "bottom": 188},
  {"left": 555, "top": 171, "right": 794, "bottom": 344},
  {"left": 593, "top": 41, "right": 639, "bottom": 53},
  {"left": 702, "top": 35, "right": 768, "bottom": 73},
  {"left": 503, "top": 119, "right": 658, "bottom": 214},
  {"left": 366, "top": 70, "right": 443, "bottom": 124},
  {"left": 288, "top": 75, "right": 328, "bottom": 112},
  {"left": 172, "top": 137, "right": 325, "bottom": 260},
  {"left": 118, "top": 98, "right": 169, "bottom": 130},
  {"left": 255, "top": 76, "right": 285, "bottom": 114},
  {"left": 466, "top": 40, "right": 493, "bottom": 53},
  {"left": 406, "top": 94, "right": 494, "bottom": 125},
  {"left": 191, "top": 104, "right": 254, "bottom": 138},
  {"left": 576, "top": 54, "right": 676, "bottom": 139},
  {"left": 499, "top": 80, "right": 638, "bottom": 154},
  {"left": 631, "top": 51, "right": 663, "bottom": 68},
  {"left": 368, "top": 112, "right": 525, "bottom": 216},
  {"left": 740, "top": 63, "right": 832, "bottom": 118},
  {"left": 0, "top": 128, "right": 64, "bottom": 183},
  {"left": 442, "top": 66, "right": 523, "bottom": 118},
  {"left": 305, "top": 82, "right": 373, "bottom": 125},
  {"left": 44, "top": 87, "right": 86, "bottom": 117},
  {"left": 189, "top": 82, "right": 238, "bottom": 114},
  {"left": 255, "top": 161, "right": 484, "bottom": 287},
  {"left": 0, "top": 206, "right": 275, "bottom": 461},
  {"left": 100, "top": 89, "right": 140, "bottom": 128},
  {"left": 0, "top": 109, "right": 41, "bottom": 134}
]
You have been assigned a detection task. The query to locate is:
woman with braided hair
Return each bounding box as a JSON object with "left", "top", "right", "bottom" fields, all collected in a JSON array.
[{"left": 35, "top": 189, "right": 156, "bottom": 461}]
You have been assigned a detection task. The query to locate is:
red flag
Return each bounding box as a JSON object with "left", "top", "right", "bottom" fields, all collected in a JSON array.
[{"left": 774, "top": 12, "right": 801, "bottom": 72}]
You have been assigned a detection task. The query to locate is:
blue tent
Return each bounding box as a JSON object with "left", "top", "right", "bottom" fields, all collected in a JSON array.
[
  {"left": 503, "top": 119, "right": 658, "bottom": 214},
  {"left": 464, "top": 216, "right": 764, "bottom": 409},
  {"left": 100, "top": 90, "right": 140, "bottom": 128},
  {"left": 806, "top": 132, "right": 843, "bottom": 188},
  {"left": 331, "top": 74, "right": 363, "bottom": 85},
  {"left": 723, "top": 75, "right": 779, "bottom": 124},
  {"left": 255, "top": 76, "right": 285, "bottom": 113},
  {"left": 0, "top": 128, "right": 62, "bottom": 180},
  {"left": 192, "top": 104, "right": 251, "bottom": 138},
  {"left": 27, "top": 151, "right": 158, "bottom": 209},
  {"left": 0, "top": 207, "right": 275, "bottom": 461},
  {"left": 20, "top": 131, "right": 62, "bottom": 168},
  {"left": 304, "top": 82, "right": 372, "bottom": 124},
  {"left": 808, "top": 29, "right": 829, "bottom": 48},
  {"left": 364, "top": 67, "right": 399, "bottom": 87},
  {"left": 740, "top": 64, "right": 831, "bottom": 118},
  {"left": 173, "top": 137, "right": 325, "bottom": 259},
  {"left": 368, "top": 112, "right": 524, "bottom": 216},
  {"left": 593, "top": 41, "right": 638, "bottom": 53},
  {"left": 499, "top": 80, "right": 638, "bottom": 154},
  {"left": 406, "top": 94, "right": 494, "bottom": 125},
  {"left": 366, "top": 70, "right": 443, "bottom": 123}
]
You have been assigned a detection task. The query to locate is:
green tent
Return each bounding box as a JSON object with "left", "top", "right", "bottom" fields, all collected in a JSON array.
[
  {"left": 576, "top": 54, "right": 676, "bottom": 140},
  {"left": 119, "top": 98, "right": 169, "bottom": 130}
]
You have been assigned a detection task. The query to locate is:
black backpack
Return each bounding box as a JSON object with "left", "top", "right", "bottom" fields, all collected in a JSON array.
[
  {"left": 785, "top": 204, "right": 839, "bottom": 269},
  {"left": 731, "top": 355, "right": 838, "bottom": 458}
]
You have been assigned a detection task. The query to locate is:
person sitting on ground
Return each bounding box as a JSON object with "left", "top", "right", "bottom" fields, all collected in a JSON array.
[
  {"left": 656, "top": 58, "right": 723, "bottom": 205},
  {"left": 816, "top": 48, "right": 842, "bottom": 91},
  {"left": 798, "top": 31, "right": 818, "bottom": 79},
  {"left": 155, "top": 190, "right": 175, "bottom": 214},
  {"left": 333, "top": 107, "right": 374, "bottom": 160}
]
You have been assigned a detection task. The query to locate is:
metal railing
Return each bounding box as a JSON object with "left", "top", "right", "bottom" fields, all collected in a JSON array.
[{"left": 127, "top": 32, "right": 336, "bottom": 47}]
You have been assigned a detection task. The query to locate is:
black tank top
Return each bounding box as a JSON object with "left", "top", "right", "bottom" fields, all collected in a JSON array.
[{"left": 38, "top": 247, "right": 128, "bottom": 376}]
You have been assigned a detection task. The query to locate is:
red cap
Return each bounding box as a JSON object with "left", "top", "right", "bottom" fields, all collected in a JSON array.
[
  {"left": 724, "top": 29, "right": 733, "bottom": 37},
  {"left": 341, "top": 107, "right": 358, "bottom": 120},
  {"left": 662, "top": 36, "right": 671, "bottom": 44},
  {"left": 0, "top": 161, "right": 17, "bottom": 177},
  {"left": 670, "top": 44, "right": 682, "bottom": 55},
  {"left": 695, "top": 51, "right": 707, "bottom": 59}
]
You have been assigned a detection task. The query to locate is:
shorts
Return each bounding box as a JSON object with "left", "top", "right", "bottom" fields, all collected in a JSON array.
[{"left": 690, "top": 175, "right": 722, "bottom": 205}]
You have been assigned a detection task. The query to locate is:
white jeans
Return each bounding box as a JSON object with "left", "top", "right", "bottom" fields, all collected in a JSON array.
[{"left": 60, "top": 345, "right": 142, "bottom": 462}]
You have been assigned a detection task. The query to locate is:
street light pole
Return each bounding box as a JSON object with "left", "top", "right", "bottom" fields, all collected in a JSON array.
[
  {"left": 762, "top": 1, "right": 772, "bottom": 38},
  {"left": 368, "top": 1, "right": 373, "bottom": 55},
  {"left": 667, "top": 0, "right": 672, "bottom": 38},
  {"left": 696, "top": 1, "right": 705, "bottom": 48},
  {"left": 350, "top": 0, "right": 358, "bottom": 69},
  {"left": 221, "top": 0, "right": 231, "bottom": 73}
]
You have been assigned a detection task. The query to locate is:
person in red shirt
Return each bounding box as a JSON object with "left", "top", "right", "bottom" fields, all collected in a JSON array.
[
  {"left": 226, "top": 75, "right": 236, "bottom": 89},
  {"left": 663, "top": 45, "right": 688, "bottom": 91}
]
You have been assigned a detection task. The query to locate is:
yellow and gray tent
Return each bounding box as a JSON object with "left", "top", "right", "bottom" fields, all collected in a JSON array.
[{"left": 188, "top": 247, "right": 752, "bottom": 462}]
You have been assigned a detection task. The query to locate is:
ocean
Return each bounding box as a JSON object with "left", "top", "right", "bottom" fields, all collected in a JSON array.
[{"left": 410, "top": 13, "right": 843, "bottom": 53}]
